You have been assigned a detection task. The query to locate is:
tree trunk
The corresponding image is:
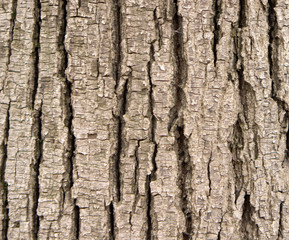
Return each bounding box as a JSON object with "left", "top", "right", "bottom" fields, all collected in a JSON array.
[{"left": 0, "top": 0, "right": 288, "bottom": 239}]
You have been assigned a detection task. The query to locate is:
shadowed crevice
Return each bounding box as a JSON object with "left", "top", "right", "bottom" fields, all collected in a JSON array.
[
  {"left": 241, "top": 194, "right": 259, "bottom": 239},
  {"left": 31, "top": 0, "right": 41, "bottom": 109},
  {"left": 32, "top": 103, "right": 42, "bottom": 240},
  {"left": 278, "top": 201, "right": 284, "bottom": 239},
  {"left": 74, "top": 201, "right": 80, "bottom": 239},
  {"left": 212, "top": 0, "right": 222, "bottom": 67},
  {"left": 168, "top": 0, "right": 187, "bottom": 132},
  {"left": 108, "top": 202, "right": 115, "bottom": 240},
  {"left": 176, "top": 125, "right": 193, "bottom": 239},
  {"left": 112, "top": 0, "right": 122, "bottom": 90},
  {"left": 146, "top": 174, "right": 153, "bottom": 240},
  {"left": 228, "top": 116, "right": 244, "bottom": 203},
  {"left": 1, "top": 103, "right": 10, "bottom": 240}
]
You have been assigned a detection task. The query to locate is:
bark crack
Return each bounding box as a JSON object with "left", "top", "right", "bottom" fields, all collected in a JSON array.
[
  {"left": 58, "top": 1, "right": 79, "bottom": 237},
  {"left": 176, "top": 125, "right": 193, "bottom": 239},
  {"left": 146, "top": 175, "right": 153, "bottom": 240},
  {"left": 229, "top": 116, "right": 244, "bottom": 203},
  {"left": 73, "top": 200, "right": 80, "bottom": 240},
  {"left": 31, "top": 0, "right": 41, "bottom": 109},
  {"left": 207, "top": 152, "right": 212, "bottom": 197},
  {"left": 112, "top": 0, "right": 122, "bottom": 90},
  {"left": 277, "top": 201, "right": 284, "bottom": 239},
  {"left": 108, "top": 202, "right": 115, "bottom": 240},
  {"left": 1, "top": 103, "right": 10, "bottom": 240},
  {"left": 153, "top": 8, "right": 162, "bottom": 49},
  {"left": 168, "top": 0, "right": 187, "bottom": 132},
  {"left": 212, "top": 0, "right": 221, "bottom": 67},
  {"left": 241, "top": 194, "right": 259, "bottom": 239},
  {"left": 32, "top": 103, "right": 42, "bottom": 240},
  {"left": 148, "top": 42, "right": 158, "bottom": 179}
]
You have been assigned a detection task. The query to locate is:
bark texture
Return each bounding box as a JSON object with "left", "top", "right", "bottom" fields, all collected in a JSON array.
[{"left": 0, "top": 0, "right": 289, "bottom": 239}]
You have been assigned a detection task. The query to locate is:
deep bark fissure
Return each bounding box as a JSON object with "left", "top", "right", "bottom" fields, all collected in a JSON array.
[
  {"left": 229, "top": 117, "right": 244, "bottom": 203},
  {"left": 176, "top": 125, "right": 193, "bottom": 239},
  {"left": 212, "top": 0, "right": 221, "bottom": 67},
  {"left": 153, "top": 8, "right": 162, "bottom": 49},
  {"left": 147, "top": 42, "right": 158, "bottom": 180},
  {"left": 108, "top": 202, "right": 115, "bottom": 240},
  {"left": 112, "top": 0, "right": 122, "bottom": 90},
  {"left": 168, "top": 0, "right": 187, "bottom": 132},
  {"left": 6, "top": 0, "right": 18, "bottom": 71},
  {"left": 238, "top": 0, "right": 247, "bottom": 28},
  {"left": 1, "top": 103, "right": 10, "bottom": 240},
  {"left": 114, "top": 77, "right": 128, "bottom": 202},
  {"left": 207, "top": 152, "right": 212, "bottom": 197},
  {"left": 133, "top": 140, "right": 141, "bottom": 200},
  {"left": 58, "top": 0, "right": 76, "bottom": 195},
  {"left": 146, "top": 174, "right": 153, "bottom": 240},
  {"left": 74, "top": 201, "right": 80, "bottom": 240},
  {"left": 241, "top": 194, "right": 258, "bottom": 239},
  {"left": 217, "top": 215, "right": 223, "bottom": 240},
  {"left": 277, "top": 201, "right": 284, "bottom": 239},
  {"left": 31, "top": 0, "right": 41, "bottom": 109},
  {"left": 32, "top": 104, "right": 42, "bottom": 240}
]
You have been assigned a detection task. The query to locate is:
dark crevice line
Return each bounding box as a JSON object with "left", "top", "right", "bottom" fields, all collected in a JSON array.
[
  {"left": 1, "top": 103, "right": 10, "bottom": 240},
  {"left": 6, "top": 0, "right": 18, "bottom": 71},
  {"left": 277, "top": 201, "right": 284, "bottom": 239},
  {"left": 217, "top": 215, "right": 223, "bottom": 240},
  {"left": 229, "top": 117, "right": 244, "bottom": 204},
  {"left": 108, "top": 202, "right": 115, "bottom": 240},
  {"left": 114, "top": 77, "right": 128, "bottom": 202},
  {"left": 31, "top": 0, "right": 41, "bottom": 109},
  {"left": 212, "top": 0, "right": 221, "bottom": 67},
  {"left": 58, "top": 2, "right": 79, "bottom": 238},
  {"left": 241, "top": 194, "right": 259, "bottom": 239},
  {"left": 113, "top": 0, "right": 122, "bottom": 90},
  {"left": 176, "top": 126, "right": 193, "bottom": 239},
  {"left": 112, "top": 0, "right": 124, "bottom": 202},
  {"left": 58, "top": 0, "right": 75, "bottom": 194},
  {"left": 146, "top": 175, "right": 153, "bottom": 240},
  {"left": 207, "top": 152, "right": 212, "bottom": 197},
  {"left": 170, "top": 1, "right": 192, "bottom": 238},
  {"left": 168, "top": 0, "right": 187, "bottom": 132},
  {"left": 74, "top": 200, "right": 80, "bottom": 240},
  {"left": 238, "top": 0, "right": 247, "bottom": 28},
  {"left": 267, "top": 0, "right": 287, "bottom": 110},
  {"left": 147, "top": 42, "right": 158, "bottom": 179},
  {"left": 32, "top": 103, "right": 42, "bottom": 240},
  {"left": 133, "top": 140, "right": 141, "bottom": 208},
  {"left": 153, "top": 8, "right": 162, "bottom": 49}
]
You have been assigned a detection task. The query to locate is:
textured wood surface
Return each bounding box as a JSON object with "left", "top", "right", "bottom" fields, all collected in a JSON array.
[{"left": 0, "top": 0, "right": 289, "bottom": 239}]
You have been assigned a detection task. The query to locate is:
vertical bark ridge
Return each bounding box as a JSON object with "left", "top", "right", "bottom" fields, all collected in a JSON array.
[
  {"left": 32, "top": 103, "right": 42, "bottom": 240},
  {"left": 31, "top": 0, "right": 41, "bottom": 109},
  {"left": 212, "top": 0, "right": 221, "bottom": 67},
  {"left": 1, "top": 103, "right": 10, "bottom": 240},
  {"left": 58, "top": 0, "right": 79, "bottom": 236}
]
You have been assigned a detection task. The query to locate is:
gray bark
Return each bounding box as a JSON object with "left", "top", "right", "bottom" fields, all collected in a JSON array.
[{"left": 0, "top": 0, "right": 289, "bottom": 239}]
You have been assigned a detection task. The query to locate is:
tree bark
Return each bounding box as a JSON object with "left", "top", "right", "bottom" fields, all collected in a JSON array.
[{"left": 0, "top": 0, "right": 289, "bottom": 239}]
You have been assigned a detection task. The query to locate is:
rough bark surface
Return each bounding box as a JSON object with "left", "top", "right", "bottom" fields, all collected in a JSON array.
[{"left": 0, "top": 0, "right": 289, "bottom": 239}]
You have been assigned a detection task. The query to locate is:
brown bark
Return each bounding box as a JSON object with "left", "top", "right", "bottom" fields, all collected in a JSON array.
[{"left": 0, "top": 0, "right": 289, "bottom": 239}]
